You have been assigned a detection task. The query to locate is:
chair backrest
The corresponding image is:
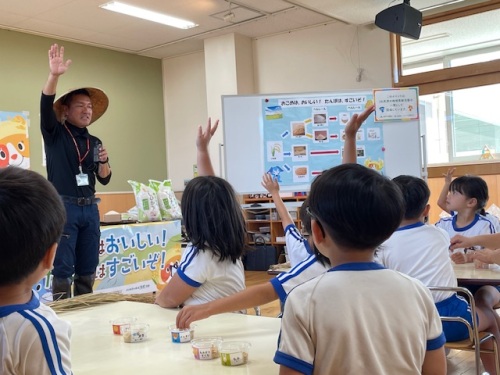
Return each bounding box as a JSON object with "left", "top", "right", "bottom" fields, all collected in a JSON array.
[
  {"left": 428, "top": 286, "right": 482, "bottom": 375},
  {"left": 428, "top": 286, "right": 479, "bottom": 346}
]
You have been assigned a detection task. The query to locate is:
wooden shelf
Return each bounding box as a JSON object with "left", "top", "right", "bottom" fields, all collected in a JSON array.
[{"left": 242, "top": 193, "right": 307, "bottom": 256}]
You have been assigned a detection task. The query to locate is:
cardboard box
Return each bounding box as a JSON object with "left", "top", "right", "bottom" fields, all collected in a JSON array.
[{"left": 103, "top": 210, "right": 121, "bottom": 223}]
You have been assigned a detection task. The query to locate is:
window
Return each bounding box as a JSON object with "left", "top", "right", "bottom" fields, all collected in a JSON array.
[
  {"left": 390, "top": 1, "right": 500, "bottom": 167},
  {"left": 421, "top": 84, "right": 500, "bottom": 164}
]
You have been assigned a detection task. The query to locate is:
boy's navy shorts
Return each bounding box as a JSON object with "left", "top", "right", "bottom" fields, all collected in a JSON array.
[{"left": 436, "top": 294, "right": 473, "bottom": 342}]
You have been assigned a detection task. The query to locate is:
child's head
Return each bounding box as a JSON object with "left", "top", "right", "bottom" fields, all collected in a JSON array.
[
  {"left": 299, "top": 199, "right": 330, "bottom": 265},
  {"left": 299, "top": 199, "right": 311, "bottom": 236},
  {"left": 448, "top": 175, "right": 488, "bottom": 214},
  {"left": 0, "top": 167, "right": 65, "bottom": 286},
  {"left": 308, "top": 164, "right": 403, "bottom": 252},
  {"left": 181, "top": 176, "right": 246, "bottom": 263},
  {"left": 392, "top": 175, "right": 430, "bottom": 221}
]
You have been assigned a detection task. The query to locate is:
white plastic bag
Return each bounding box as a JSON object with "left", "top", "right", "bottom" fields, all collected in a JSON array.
[
  {"left": 149, "top": 179, "right": 182, "bottom": 220},
  {"left": 127, "top": 180, "right": 162, "bottom": 222}
]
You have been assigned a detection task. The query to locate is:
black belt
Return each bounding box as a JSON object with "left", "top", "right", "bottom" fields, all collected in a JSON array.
[{"left": 61, "top": 195, "right": 101, "bottom": 206}]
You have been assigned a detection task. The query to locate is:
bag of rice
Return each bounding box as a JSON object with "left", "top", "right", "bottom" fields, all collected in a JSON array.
[
  {"left": 149, "top": 179, "right": 182, "bottom": 220},
  {"left": 128, "top": 180, "right": 162, "bottom": 222}
]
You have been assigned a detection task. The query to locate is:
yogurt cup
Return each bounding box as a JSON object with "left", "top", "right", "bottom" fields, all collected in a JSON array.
[
  {"left": 110, "top": 317, "right": 137, "bottom": 335},
  {"left": 219, "top": 341, "right": 251, "bottom": 366},
  {"left": 168, "top": 324, "right": 195, "bottom": 343},
  {"left": 123, "top": 323, "right": 149, "bottom": 343},
  {"left": 191, "top": 337, "right": 223, "bottom": 360}
]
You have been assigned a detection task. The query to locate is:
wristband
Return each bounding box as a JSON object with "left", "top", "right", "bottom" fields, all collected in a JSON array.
[{"left": 99, "top": 158, "right": 109, "bottom": 164}]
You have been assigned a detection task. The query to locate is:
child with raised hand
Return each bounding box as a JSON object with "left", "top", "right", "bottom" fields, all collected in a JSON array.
[
  {"left": 377, "top": 175, "right": 500, "bottom": 374},
  {"left": 155, "top": 174, "right": 247, "bottom": 308},
  {"left": 343, "top": 105, "right": 375, "bottom": 164},
  {"left": 436, "top": 167, "right": 456, "bottom": 213},
  {"left": 275, "top": 164, "right": 447, "bottom": 375},
  {"left": 195, "top": 117, "right": 219, "bottom": 177},
  {"left": 438, "top": 168, "right": 500, "bottom": 230},
  {"left": 0, "top": 167, "right": 71, "bottom": 375},
  {"left": 175, "top": 107, "right": 375, "bottom": 328},
  {"left": 436, "top": 169, "right": 497, "bottom": 264},
  {"left": 261, "top": 172, "right": 311, "bottom": 266},
  {"left": 155, "top": 118, "right": 245, "bottom": 308},
  {"left": 173, "top": 119, "right": 328, "bottom": 324},
  {"left": 175, "top": 198, "right": 330, "bottom": 328}
]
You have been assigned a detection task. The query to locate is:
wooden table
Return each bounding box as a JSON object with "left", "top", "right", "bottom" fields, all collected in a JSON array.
[
  {"left": 60, "top": 301, "right": 281, "bottom": 374},
  {"left": 453, "top": 263, "right": 500, "bottom": 286}
]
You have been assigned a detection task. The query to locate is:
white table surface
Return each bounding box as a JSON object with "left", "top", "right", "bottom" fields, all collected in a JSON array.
[
  {"left": 452, "top": 262, "right": 500, "bottom": 286},
  {"left": 60, "top": 301, "right": 281, "bottom": 374}
]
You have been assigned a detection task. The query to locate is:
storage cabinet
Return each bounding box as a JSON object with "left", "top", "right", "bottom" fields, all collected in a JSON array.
[{"left": 241, "top": 193, "right": 307, "bottom": 260}]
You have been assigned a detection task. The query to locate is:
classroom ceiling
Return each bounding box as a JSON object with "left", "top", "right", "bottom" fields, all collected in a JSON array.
[{"left": 0, "top": 0, "right": 493, "bottom": 59}]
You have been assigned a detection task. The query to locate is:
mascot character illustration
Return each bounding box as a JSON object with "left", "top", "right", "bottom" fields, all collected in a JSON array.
[{"left": 0, "top": 114, "right": 30, "bottom": 169}]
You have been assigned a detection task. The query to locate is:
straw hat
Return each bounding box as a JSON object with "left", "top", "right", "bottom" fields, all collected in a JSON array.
[{"left": 53, "top": 87, "right": 109, "bottom": 124}]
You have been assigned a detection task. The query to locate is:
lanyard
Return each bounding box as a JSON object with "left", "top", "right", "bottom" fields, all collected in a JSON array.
[{"left": 63, "top": 124, "right": 90, "bottom": 170}]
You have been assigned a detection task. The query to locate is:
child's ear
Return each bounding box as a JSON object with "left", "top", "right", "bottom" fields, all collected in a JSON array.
[
  {"left": 311, "top": 220, "right": 325, "bottom": 244},
  {"left": 423, "top": 204, "right": 431, "bottom": 218},
  {"left": 42, "top": 243, "right": 58, "bottom": 271},
  {"left": 467, "top": 197, "right": 478, "bottom": 208}
]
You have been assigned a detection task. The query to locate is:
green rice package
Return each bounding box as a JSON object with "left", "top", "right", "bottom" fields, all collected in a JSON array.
[
  {"left": 127, "top": 180, "right": 162, "bottom": 222},
  {"left": 149, "top": 179, "right": 182, "bottom": 221}
]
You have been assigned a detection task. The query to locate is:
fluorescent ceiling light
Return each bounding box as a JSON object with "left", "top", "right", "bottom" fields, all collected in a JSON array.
[
  {"left": 99, "top": 1, "right": 198, "bottom": 29},
  {"left": 419, "top": 0, "right": 465, "bottom": 12}
]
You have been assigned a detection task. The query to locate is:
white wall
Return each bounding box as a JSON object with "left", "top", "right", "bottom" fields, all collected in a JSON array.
[
  {"left": 254, "top": 23, "right": 392, "bottom": 93},
  {"left": 162, "top": 22, "right": 392, "bottom": 191},
  {"left": 204, "top": 33, "right": 254, "bottom": 177},
  {"left": 163, "top": 52, "right": 208, "bottom": 191}
]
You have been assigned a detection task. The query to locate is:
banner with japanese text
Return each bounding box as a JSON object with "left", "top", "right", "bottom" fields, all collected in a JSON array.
[{"left": 35, "top": 220, "right": 183, "bottom": 301}]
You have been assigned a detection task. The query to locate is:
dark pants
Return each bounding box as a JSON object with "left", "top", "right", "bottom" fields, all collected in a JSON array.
[{"left": 52, "top": 202, "right": 100, "bottom": 298}]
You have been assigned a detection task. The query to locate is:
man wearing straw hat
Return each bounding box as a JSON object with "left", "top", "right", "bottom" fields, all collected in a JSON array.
[{"left": 40, "top": 43, "right": 112, "bottom": 299}]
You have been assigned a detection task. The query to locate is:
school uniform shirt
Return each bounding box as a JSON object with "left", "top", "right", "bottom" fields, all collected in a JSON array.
[
  {"left": 271, "top": 231, "right": 329, "bottom": 303},
  {"left": 377, "top": 222, "right": 456, "bottom": 303},
  {"left": 376, "top": 222, "right": 472, "bottom": 342},
  {"left": 176, "top": 244, "right": 245, "bottom": 306},
  {"left": 485, "top": 212, "right": 500, "bottom": 232},
  {"left": 0, "top": 293, "right": 72, "bottom": 375},
  {"left": 284, "top": 224, "right": 312, "bottom": 267},
  {"left": 274, "top": 262, "right": 445, "bottom": 375},
  {"left": 435, "top": 213, "right": 496, "bottom": 252}
]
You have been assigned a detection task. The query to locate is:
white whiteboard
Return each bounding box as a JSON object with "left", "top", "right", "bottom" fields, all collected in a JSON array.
[{"left": 222, "top": 91, "right": 423, "bottom": 194}]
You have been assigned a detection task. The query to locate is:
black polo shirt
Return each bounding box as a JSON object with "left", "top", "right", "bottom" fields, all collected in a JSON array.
[{"left": 40, "top": 93, "right": 111, "bottom": 197}]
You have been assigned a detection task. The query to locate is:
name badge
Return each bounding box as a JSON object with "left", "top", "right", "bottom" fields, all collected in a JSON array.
[{"left": 76, "top": 172, "right": 89, "bottom": 186}]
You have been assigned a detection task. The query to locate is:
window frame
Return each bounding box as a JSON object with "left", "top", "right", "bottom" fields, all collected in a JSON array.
[
  {"left": 391, "top": 0, "right": 500, "bottom": 96},
  {"left": 389, "top": 0, "right": 500, "bottom": 177}
]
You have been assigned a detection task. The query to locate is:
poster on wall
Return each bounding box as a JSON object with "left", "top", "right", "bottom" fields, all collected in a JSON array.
[
  {"left": 373, "top": 87, "right": 419, "bottom": 122},
  {"left": 0, "top": 111, "right": 30, "bottom": 168},
  {"left": 262, "top": 93, "right": 384, "bottom": 187},
  {"left": 35, "top": 221, "right": 183, "bottom": 301}
]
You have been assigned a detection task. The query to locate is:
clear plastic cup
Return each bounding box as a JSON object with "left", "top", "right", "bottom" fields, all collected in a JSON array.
[
  {"left": 191, "top": 337, "right": 223, "bottom": 360},
  {"left": 123, "top": 323, "right": 149, "bottom": 343},
  {"left": 219, "top": 341, "right": 251, "bottom": 366},
  {"left": 168, "top": 324, "right": 195, "bottom": 343},
  {"left": 110, "top": 317, "right": 137, "bottom": 335}
]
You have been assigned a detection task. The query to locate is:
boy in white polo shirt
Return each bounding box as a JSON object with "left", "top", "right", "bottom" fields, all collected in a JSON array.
[
  {"left": 377, "top": 175, "right": 500, "bottom": 374},
  {"left": 274, "top": 164, "right": 446, "bottom": 375},
  {"left": 0, "top": 167, "right": 72, "bottom": 375}
]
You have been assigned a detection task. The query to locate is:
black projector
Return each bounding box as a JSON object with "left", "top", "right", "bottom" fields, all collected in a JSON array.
[{"left": 375, "top": 1, "right": 422, "bottom": 40}]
